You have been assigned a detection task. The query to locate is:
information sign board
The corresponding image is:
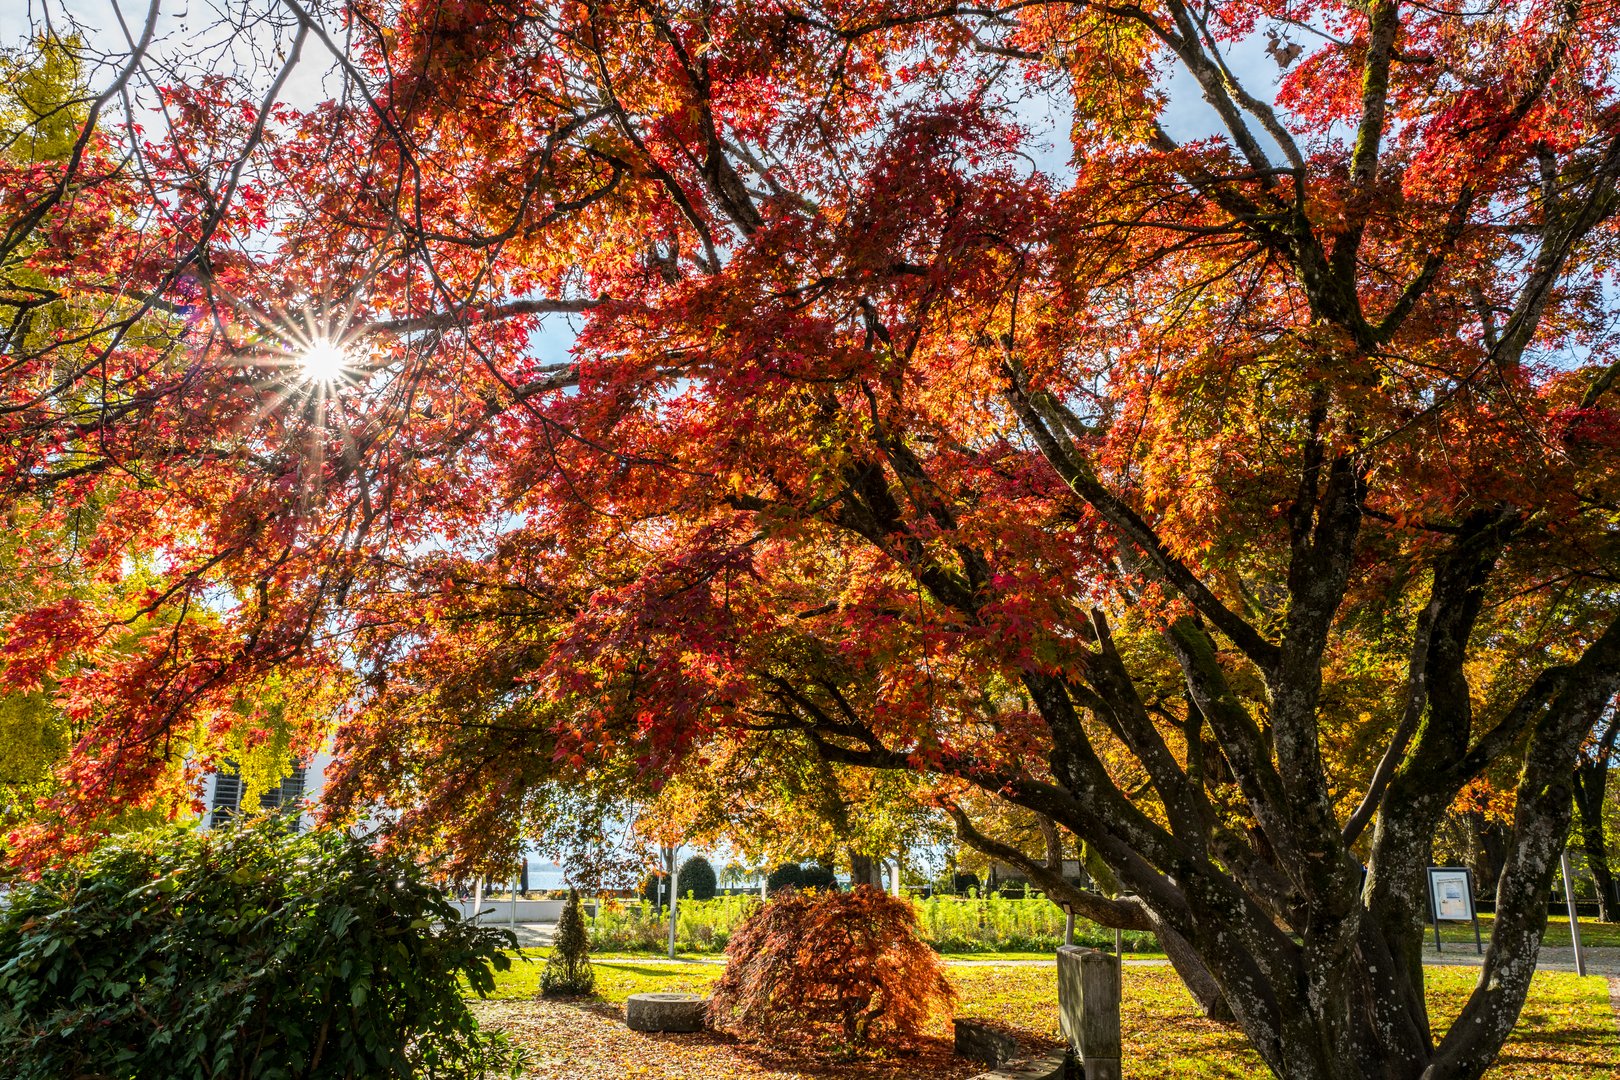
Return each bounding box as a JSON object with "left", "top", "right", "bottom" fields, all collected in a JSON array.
[{"left": 1426, "top": 867, "right": 1482, "bottom": 954}]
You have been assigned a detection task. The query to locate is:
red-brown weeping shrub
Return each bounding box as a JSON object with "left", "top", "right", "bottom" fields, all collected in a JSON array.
[{"left": 707, "top": 885, "right": 955, "bottom": 1048}]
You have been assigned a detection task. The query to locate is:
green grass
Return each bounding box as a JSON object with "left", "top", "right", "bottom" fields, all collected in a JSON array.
[
  {"left": 948, "top": 964, "right": 1619, "bottom": 1079},
  {"left": 485, "top": 953, "right": 722, "bottom": 1003},
  {"left": 1431, "top": 914, "right": 1620, "bottom": 949}
]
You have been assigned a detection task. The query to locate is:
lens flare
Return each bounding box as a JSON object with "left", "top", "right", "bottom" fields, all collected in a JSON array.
[{"left": 297, "top": 338, "right": 350, "bottom": 384}]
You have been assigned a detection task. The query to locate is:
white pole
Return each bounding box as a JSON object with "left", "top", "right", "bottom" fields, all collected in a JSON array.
[
  {"left": 760, "top": 864, "right": 768, "bottom": 900},
  {"left": 1065, "top": 908, "right": 1076, "bottom": 946},
  {"left": 892, "top": 857, "right": 903, "bottom": 898},
  {"left": 1561, "top": 849, "right": 1587, "bottom": 977},
  {"left": 667, "top": 846, "right": 680, "bottom": 960},
  {"left": 509, "top": 870, "right": 518, "bottom": 936},
  {"left": 472, "top": 878, "right": 483, "bottom": 926}
]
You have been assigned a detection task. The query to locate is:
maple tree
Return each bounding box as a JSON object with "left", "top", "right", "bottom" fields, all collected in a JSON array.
[{"left": 5, "top": 2, "right": 1620, "bottom": 1078}]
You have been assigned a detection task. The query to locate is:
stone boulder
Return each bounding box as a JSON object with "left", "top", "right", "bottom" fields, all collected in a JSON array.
[
  {"left": 954, "top": 1018, "right": 1025, "bottom": 1066},
  {"left": 624, "top": 992, "right": 708, "bottom": 1032},
  {"left": 954, "top": 1016, "right": 1070, "bottom": 1080}
]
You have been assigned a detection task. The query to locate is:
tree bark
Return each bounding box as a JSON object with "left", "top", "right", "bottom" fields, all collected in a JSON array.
[
  {"left": 1573, "top": 743, "right": 1617, "bottom": 923},
  {"left": 847, "top": 850, "right": 883, "bottom": 888}
]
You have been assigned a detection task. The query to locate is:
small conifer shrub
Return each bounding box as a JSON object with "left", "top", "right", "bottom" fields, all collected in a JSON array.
[
  {"left": 540, "top": 888, "right": 596, "bottom": 997},
  {"left": 709, "top": 885, "right": 954, "bottom": 1048}
]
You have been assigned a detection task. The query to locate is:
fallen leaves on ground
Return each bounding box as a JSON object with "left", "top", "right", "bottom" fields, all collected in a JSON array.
[
  {"left": 476, "top": 959, "right": 1620, "bottom": 1079},
  {"left": 470, "top": 998, "right": 979, "bottom": 1080}
]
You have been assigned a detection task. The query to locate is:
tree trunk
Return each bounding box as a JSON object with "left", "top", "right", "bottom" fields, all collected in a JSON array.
[
  {"left": 1156, "top": 921, "right": 1234, "bottom": 1022},
  {"left": 1461, "top": 810, "right": 1509, "bottom": 898},
  {"left": 1573, "top": 716, "right": 1619, "bottom": 922},
  {"left": 1574, "top": 759, "right": 1616, "bottom": 922},
  {"left": 847, "top": 850, "right": 883, "bottom": 888}
]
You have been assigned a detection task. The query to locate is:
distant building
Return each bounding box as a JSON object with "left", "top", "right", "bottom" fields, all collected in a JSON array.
[{"left": 200, "top": 752, "right": 334, "bottom": 832}]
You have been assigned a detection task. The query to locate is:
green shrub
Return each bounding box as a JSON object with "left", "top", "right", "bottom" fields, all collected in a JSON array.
[
  {"left": 766, "top": 862, "right": 803, "bottom": 894},
  {"left": 0, "top": 818, "right": 523, "bottom": 1080},
  {"left": 677, "top": 854, "right": 717, "bottom": 900},
  {"left": 639, "top": 870, "right": 668, "bottom": 907},
  {"left": 539, "top": 889, "right": 594, "bottom": 996},
  {"left": 590, "top": 898, "right": 669, "bottom": 951},
  {"left": 799, "top": 863, "right": 838, "bottom": 891},
  {"left": 912, "top": 894, "right": 1157, "bottom": 953},
  {"left": 584, "top": 894, "right": 1159, "bottom": 956},
  {"left": 589, "top": 893, "right": 760, "bottom": 953}
]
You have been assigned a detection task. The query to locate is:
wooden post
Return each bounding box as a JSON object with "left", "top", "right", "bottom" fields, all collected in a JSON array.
[
  {"left": 1561, "top": 849, "right": 1587, "bottom": 977},
  {"left": 1057, "top": 946, "right": 1121, "bottom": 1080}
]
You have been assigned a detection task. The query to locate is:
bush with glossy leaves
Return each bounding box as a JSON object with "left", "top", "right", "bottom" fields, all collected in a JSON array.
[{"left": 0, "top": 817, "right": 523, "bottom": 1080}]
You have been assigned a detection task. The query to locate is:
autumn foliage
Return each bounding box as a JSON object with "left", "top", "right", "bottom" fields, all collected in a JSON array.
[
  {"left": 709, "top": 886, "right": 954, "bottom": 1048},
  {"left": 6, "top": 2, "right": 1620, "bottom": 1077}
]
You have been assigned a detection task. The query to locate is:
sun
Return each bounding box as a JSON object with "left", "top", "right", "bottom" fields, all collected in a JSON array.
[{"left": 297, "top": 338, "right": 351, "bottom": 384}]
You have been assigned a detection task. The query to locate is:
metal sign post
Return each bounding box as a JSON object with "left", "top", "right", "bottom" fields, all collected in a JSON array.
[
  {"left": 666, "top": 846, "right": 680, "bottom": 960},
  {"left": 1560, "top": 849, "right": 1587, "bottom": 977}
]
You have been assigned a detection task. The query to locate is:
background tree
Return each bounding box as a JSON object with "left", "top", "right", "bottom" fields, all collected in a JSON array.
[
  {"left": 676, "top": 854, "right": 718, "bottom": 901},
  {"left": 635, "top": 724, "right": 948, "bottom": 891},
  {"left": 765, "top": 863, "right": 805, "bottom": 896},
  {"left": 1572, "top": 710, "right": 1620, "bottom": 919}
]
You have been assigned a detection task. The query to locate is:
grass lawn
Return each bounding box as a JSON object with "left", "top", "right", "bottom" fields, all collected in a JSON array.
[
  {"left": 1431, "top": 914, "right": 1620, "bottom": 949},
  {"left": 950, "top": 965, "right": 1618, "bottom": 1079},
  {"left": 488, "top": 954, "right": 725, "bottom": 1002},
  {"left": 476, "top": 955, "right": 1619, "bottom": 1078}
]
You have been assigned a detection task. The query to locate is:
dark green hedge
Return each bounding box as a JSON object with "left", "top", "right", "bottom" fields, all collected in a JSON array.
[
  {"left": 676, "top": 855, "right": 717, "bottom": 901},
  {"left": 0, "top": 818, "right": 523, "bottom": 1079}
]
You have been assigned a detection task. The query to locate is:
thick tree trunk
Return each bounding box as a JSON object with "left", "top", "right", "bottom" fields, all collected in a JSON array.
[{"left": 847, "top": 850, "right": 883, "bottom": 888}]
